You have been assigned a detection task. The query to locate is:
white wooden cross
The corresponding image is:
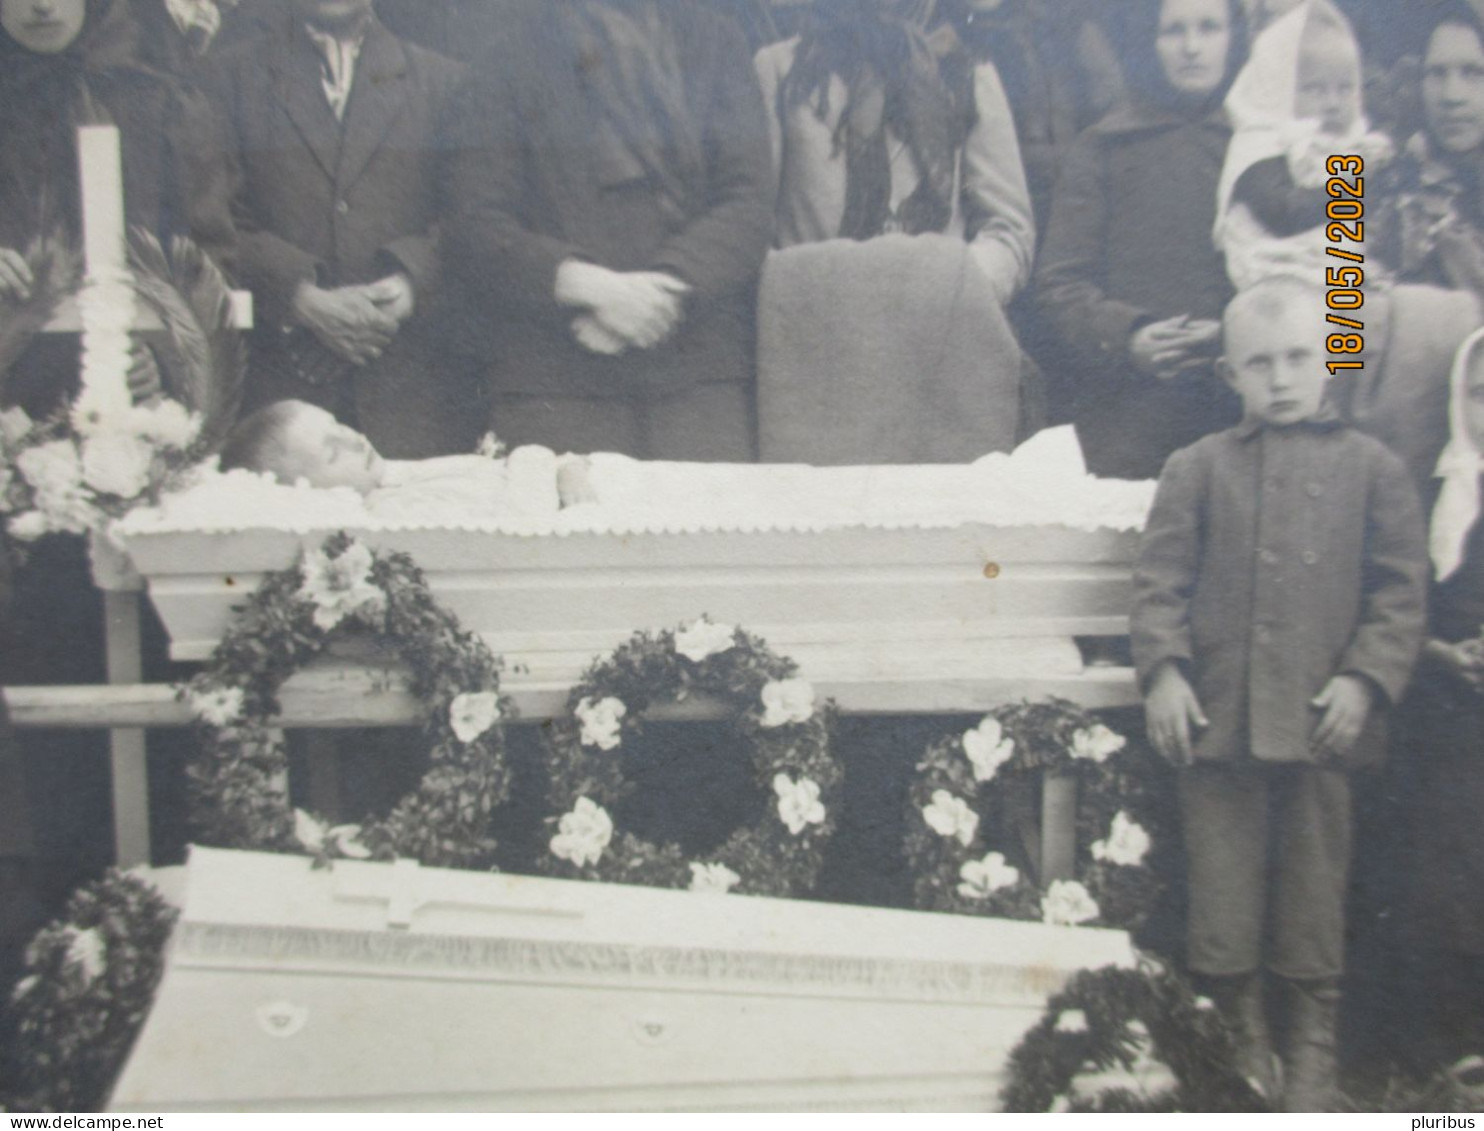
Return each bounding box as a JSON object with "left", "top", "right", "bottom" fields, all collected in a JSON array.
[{"left": 35, "top": 125, "right": 254, "bottom": 866}]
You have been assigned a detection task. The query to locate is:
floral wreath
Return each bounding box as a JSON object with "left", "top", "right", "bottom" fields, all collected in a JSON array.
[
  {"left": 1000, "top": 960, "right": 1269, "bottom": 1113},
  {"left": 183, "top": 532, "right": 513, "bottom": 870},
  {"left": 5, "top": 870, "right": 179, "bottom": 1113},
  {"left": 0, "top": 233, "right": 245, "bottom": 548},
  {"left": 539, "top": 618, "right": 841, "bottom": 898},
  {"left": 904, "top": 698, "right": 1168, "bottom": 930}
]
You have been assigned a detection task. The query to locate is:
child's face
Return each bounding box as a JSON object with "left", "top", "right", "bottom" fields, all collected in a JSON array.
[
  {"left": 1295, "top": 37, "right": 1361, "bottom": 136},
  {"left": 1464, "top": 351, "right": 1484, "bottom": 453},
  {"left": 1222, "top": 299, "right": 1330, "bottom": 427}
]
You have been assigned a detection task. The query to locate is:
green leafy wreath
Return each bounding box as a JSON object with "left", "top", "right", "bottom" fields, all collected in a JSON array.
[
  {"left": 539, "top": 617, "right": 841, "bottom": 898},
  {"left": 1000, "top": 960, "right": 1270, "bottom": 1112},
  {"left": 5, "top": 870, "right": 178, "bottom": 1113},
  {"left": 182, "top": 532, "right": 513, "bottom": 870},
  {"left": 905, "top": 698, "right": 1168, "bottom": 930}
]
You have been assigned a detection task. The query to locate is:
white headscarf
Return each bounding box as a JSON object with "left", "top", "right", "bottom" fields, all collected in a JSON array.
[
  {"left": 1432, "top": 326, "right": 1484, "bottom": 581},
  {"left": 1213, "top": 0, "right": 1386, "bottom": 287}
]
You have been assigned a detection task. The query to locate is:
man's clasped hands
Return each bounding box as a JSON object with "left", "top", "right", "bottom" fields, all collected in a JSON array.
[{"left": 555, "top": 259, "right": 690, "bottom": 357}]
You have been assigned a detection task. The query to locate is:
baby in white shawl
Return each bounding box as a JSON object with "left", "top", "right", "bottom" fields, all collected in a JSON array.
[{"left": 1215, "top": 0, "right": 1392, "bottom": 291}]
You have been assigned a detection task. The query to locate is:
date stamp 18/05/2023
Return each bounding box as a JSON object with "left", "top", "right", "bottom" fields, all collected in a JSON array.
[{"left": 1325, "top": 154, "right": 1365, "bottom": 374}]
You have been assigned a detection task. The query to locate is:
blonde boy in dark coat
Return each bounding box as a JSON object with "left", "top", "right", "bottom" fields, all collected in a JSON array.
[{"left": 1132, "top": 276, "right": 1429, "bottom": 1111}]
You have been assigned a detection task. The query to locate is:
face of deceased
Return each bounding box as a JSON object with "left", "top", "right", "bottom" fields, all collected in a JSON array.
[
  {"left": 1, "top": 0, "right": 85, "bottom": 54},
  {"left": 1464, "top": 347, "right": 1484, "bottom": 453},
  {"left": 1424, "top": 22, "right": 1484, "bottom": 156},
  {"left": 292, "top": 0, "right": 373, "bottom": 32},
  {"left": 1155, "top": 0, "right": 1233, "bottom": 98},
  {"left": 1222, "top": 294, "right": 1330, "bottom": 428},
  {"left": 276, "top": 404, "right": 385, "bottom": 494}
]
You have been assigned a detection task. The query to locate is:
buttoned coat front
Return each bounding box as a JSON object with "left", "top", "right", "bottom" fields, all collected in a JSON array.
[
  {"left": 1131, "top": 422, "right": 1429, "bottom": 767},
  {"left": 210, "top": 17, "right": 480, "bottom": 456}
]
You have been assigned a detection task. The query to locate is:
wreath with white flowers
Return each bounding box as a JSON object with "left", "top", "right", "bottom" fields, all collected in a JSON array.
[
  {"left": 539, "top": 618, "right": 841, "bottom": 898},
  {"left": 1000, "top": 960, "right": 1269, "bottom": 1113},
  {"left": 5, "top": 870, "right": 178, "bottom": 1113},
  {"left": 905, "top": 698, "right": 1169, "bottom": 930},
  {"left": 183, "top": 532, "right": 513, "bottom": 870}
]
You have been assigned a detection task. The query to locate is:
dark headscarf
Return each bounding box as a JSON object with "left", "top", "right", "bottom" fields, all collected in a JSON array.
[
  {"left": 781, "top": 0, "right": 977, "bottom": 240},
  {"left": 1114, "top": 0, "right": 1248, "bottom": 119},
  {"left": 0, "top": 0, "right": 156, "bottom": 246}
]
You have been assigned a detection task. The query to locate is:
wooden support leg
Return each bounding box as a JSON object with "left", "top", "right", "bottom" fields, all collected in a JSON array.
[
  {"left": 1041, "top": 772, "right": 1077, "bottom": 884},
  {"left": 103, "top": 590, "right": 150, "bottom": 867}
]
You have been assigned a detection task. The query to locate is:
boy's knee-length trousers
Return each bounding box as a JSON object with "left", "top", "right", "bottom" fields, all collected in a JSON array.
[{"left": 1180, "top": 760, "right": 1351, "bottom": 980}]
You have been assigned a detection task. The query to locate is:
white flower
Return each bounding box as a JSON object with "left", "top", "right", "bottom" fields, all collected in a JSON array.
[
  {"left": 8, "top": 510, "right": 50, "bottom": 541},
  {"left": 957, "top": 851, "right": 1020, "bottom": 899},
  {"left": 760, "top": 677, "right": 815, "bottom": 728},
  {"left": 64, "top": 926, "right": 106, "bottom": 985},
  {"left": 550, "top": 797, "right": 613, "bottom": 867},
  {"left": 82, "top": 426, "right": 159, "bottom": 500},
  {"left": 10, "top": 975, "right": 38, "bottom": 1002},
  {"left": 295, "top": 808, "right": 329, "bottom": 852},
  {"left": 689, "top": 862, "right": 741, "bottom": 894},
  {"left": 70, "top": 371, "right": 132, "bottom": 436},
  {"left": 1071, "top": 723, "right": 1126, "bottom": 763},
  {"left": 293, "top": 809, "right": 369, "bottom": 858},
  {"left": 1049, "top": 1096, "right": 1072, "bottom": 1114},
  {"left": 296, "top": 540, "right": 385, "bottom": 631},
  {"left": 575, "top": 696, "right": 626, "bottom": 750},
  {"left": 1194, "top": 996, "right": 1216, "bottom": 1012},
  {"left": 1054, "top": 1009, "right": 1089, "bottom": 1034},
  {"left": 0, "top": 406, "right": 32, "bottom": 449},
  {"left": 963, "top": 715, "right": 1015, "bottom": 783},
  {"left": 15, "top": 440, "right": 97, "bottom": 533},
  {"left": 449, "top": 691, "right": 502, "bottom": 744},
  {"left": 328, "top": 825, "right": 372, "bottom": 859},
  {"left": 673, "top": 617, "right": 737, "bottom": 663},
  {"left": 923, "top": 789, "right": 979, "bottom": 847},
  {"left": 772, "top": 773, "right": 827, "bottom": 836},
  {"left": 188, "top": 684, "right": 245, "bottom": 728},
  {"left": 1092, "top": 811, "right": 1152, "bottom": 868},
  {"left": 1042, "top": 879, "right": 1101, "bottom": 927},
  {"left": 127, "top": 400, "right": 199, "bottom": 449}
]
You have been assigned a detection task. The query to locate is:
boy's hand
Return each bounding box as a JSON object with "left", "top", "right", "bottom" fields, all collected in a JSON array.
[
  {"left": 1310, "top": 674, "right": 1375, "bottom": 761},
  {"left": 1145, "top": 662, "right": 1208, "bottom": 766},
  {"left": 1427, "top": 638, "right": 1484, "bottom": 695}
]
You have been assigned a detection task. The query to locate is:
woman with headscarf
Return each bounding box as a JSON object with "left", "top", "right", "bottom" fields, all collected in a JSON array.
[
  {"left": 751, "top": 0, "right": 1035, "bottom": 463},
  {"left": 1383, "top": 326, "right": 1484, "bottom": 1073},
  {"left": 0, "top": 0, "right": 236, "bottom": 417},
  {"left": 1034, "top": 0, "right": 1248, "bottom": 481},
  {"left": 1392, "top": 0, "right": 1484, "bottom": 302}
]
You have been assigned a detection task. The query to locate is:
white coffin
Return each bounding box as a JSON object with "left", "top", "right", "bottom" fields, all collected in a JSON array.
[
  {"left": 114, "top": 523, "right": 1140, "bottom": 710},
  {"left": 111, "top": 847, "right": 1134, "bottom": 1112}
]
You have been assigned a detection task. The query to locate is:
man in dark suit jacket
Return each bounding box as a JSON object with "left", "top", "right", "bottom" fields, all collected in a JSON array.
[
  {"left": 449, "top": 0, "right": 774, "bottom": 461},
  {"left": 211, "top": 0, "right": 481, "bottom": 458}
]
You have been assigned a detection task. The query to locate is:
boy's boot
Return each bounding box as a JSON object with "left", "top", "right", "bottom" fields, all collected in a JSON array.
[
  {"left": 1210, "top": 973, "right": 1280, "bottom": 1102},
  {"left": 1281, "top": 978, "right": 1341, "bottom": 1112}
]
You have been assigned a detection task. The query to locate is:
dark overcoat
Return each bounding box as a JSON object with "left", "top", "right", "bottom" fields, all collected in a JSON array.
[
  {"left": 210, "top": 17, "right": 481, "bottom": 456},
  {"left": 1132, "top": 420, "right": 1429, "bottom": 768},
  {"left": 1033, "top": 101, "right": 1240, "bottom": 480},
  {"left": 447, "top": 0, "right": 773, "bottom": 407}
]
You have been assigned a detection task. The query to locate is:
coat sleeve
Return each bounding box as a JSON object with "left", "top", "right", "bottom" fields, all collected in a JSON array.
[
  {"left": 648, "top": 14, "right": 774, "bottom": 300},
  {"left": 207, "top": 56, "right": 323, "bottom": 330},
  {"left": 1034, "top": 131, "right": 1150, "bottom": 371},
  {"left": 376, "top": 53, "right": 467, "bottom": 305},
  {"left": 1337, "top": 447, "right": 1429, "bottom": 705},
  {"left": 164, "top": 82, "right": 241, "bottom": 284},
  {"left": 1131, "top": 444, "right": 1206, "bottom": 691},
  {"left": 960, "top": 61, "right": 1035, "bottom": 304}
]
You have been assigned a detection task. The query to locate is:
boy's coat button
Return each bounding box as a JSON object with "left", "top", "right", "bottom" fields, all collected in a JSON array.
[
  {"left": 1301, "top": 551, "right": 1318, "bottom": 566},
  {"left": 1306, "top": 482, "right": 1324, "bottom": 497}
]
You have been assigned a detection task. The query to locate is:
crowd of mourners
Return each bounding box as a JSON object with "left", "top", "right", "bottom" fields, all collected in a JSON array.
[{"left": 4, "top": 0, "right": 1484, "bottom": 1110}]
